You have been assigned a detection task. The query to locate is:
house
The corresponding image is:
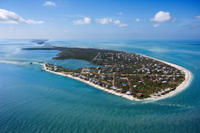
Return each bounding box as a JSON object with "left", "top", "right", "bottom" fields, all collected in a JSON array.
[
  {"left": 133, "top": 85, "right": 137, "bottom": 88},
  {"left": 126, "top": 91, "right": 133, "bottom": 95},
  {"left": 115, "top": 76, "right": 120, "bottom": 79},
  {"left": 73, "top": 73, "right": 80, "bottom": 77},
  {"left": 79, "top": 75, "right": 88, "bottom": 80},
  {"left": 121, "top": 89, "right": 126, "bottom": 93},
  {"left": 101, "top": 75, "right": 106, "bottom": 80},
  {"left": 162, "top": 81, "right": 167, "bottom": 84},
  {"left": 136, "top": 93, "right": 143, "bottom": 97},
  {"left": 116, "top": 88, "right": 122, "bottom": 92},
  {"left": 105, "top": 84, "right": 109, "bottom": 88},
  {"left": 111, "top": 86, "right": 117, "bottom": 90},
  {"left": 111, "top": 86, "right": 121, "bottom": 92},
  {"left": 54, "top": 66, "right": 58, "bottom": 71},
  {"left": 165, "top": 88, "right": 172, "bottom": 92},
  {"left": 147, "top": 71, "right": 151, "bottom": 74},
  {"left": 81, "top": 68, "right": 91, "bottom": 74}
]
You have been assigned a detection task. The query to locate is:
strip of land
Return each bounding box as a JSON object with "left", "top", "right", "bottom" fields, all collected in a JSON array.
[
  {"left": 24, "top": 47, "right": 192, "bottom": 101},
  {"left": 24, "top": 47, "right": 192, "bottom": 100},
  {"left": 140, "top": 55, "right": 192, "bottom": 101},
  {"left": 35, "top": 56, "right": 192, "bottom": 101}
]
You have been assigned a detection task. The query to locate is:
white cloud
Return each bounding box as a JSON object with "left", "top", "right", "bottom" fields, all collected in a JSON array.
[
  {"left": 113, "top": 19, "right": 127, "bottom": 27},
  {"left": 44, "top": 1, "right": 56, "bottom": 6},
  {"left": 73, "top": 17, "right": 91, "bottom": 25},
  {"left": 96, "top": 18, "right": 127, "bottom": 27},
  {"left": 0, "top": 8, "right": 44, "bottom": 24},
  {"left": 25, "top": 20, "right": 44, "bottom": 24},
  {"left": 153, "top": 24, "right": 160, "bottom": 28},
  {"left": 196, "top": 15, "right": 200, "bottom": 19},
  {"left": 113, "top": 20, "right": 120, "bottom": 25},
  {"left": 96, "top": 18, "right": 112, "bottom": 24},
  {"left": 151, "top": 11, "right": 171, "bottom": 22},
  {"left": 136, "top": 18, "right": 140, "bottom": 22},
  {"left": 118, "top": 12, "right": 123, "bottom": 16},
  {"left": 118, "top": 23, "right": 128, "bottom": 27}
]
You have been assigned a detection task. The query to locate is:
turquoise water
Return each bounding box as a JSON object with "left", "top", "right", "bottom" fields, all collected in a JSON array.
[{"left": 0, "top": 40, "right": 200, "bottom": 133}]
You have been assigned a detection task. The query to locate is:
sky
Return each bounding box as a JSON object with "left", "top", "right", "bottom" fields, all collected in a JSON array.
[{"left": 0, "top": 0, "right": 200, "bottom": 40}]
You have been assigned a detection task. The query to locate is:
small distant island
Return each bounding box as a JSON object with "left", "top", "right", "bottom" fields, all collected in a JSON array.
[{"left": 23, "top": 46, "right": 192, "bottom": 101}]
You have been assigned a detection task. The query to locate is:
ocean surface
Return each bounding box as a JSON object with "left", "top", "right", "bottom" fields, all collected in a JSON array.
[{"left": 0, "top": 40, "right": 200, "bottom": 133}]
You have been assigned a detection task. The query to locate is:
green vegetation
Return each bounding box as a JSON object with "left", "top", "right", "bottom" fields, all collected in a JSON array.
[{"left": 24, "top": 47, "right": 185, "bottom": 99}]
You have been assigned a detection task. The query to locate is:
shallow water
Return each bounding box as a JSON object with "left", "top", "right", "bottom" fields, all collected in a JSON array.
[{"left": 0, "top": 40, "right": 200, "bottom": 133}]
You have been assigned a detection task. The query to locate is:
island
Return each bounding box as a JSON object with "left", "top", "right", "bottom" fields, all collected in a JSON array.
[{"left": 23, "top": 46, "right": 192, "bottom": 101}]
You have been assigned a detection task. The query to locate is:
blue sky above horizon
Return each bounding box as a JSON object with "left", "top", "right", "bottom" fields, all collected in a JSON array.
[{"left": 0, "top": 0, "right": 200, "bottom": 40}]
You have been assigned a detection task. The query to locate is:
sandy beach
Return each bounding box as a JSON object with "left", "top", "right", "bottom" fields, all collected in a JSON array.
[
  {"left": 141, "top": 54, "right": 192, "bottom": 101},
  {"left": 38, "top": 56, "right": 192, "bottom": 101}
]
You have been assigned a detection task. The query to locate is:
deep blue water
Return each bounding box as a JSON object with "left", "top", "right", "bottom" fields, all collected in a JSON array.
[{"left": 0, "top": 40, "right": 200, "bottom": 133}]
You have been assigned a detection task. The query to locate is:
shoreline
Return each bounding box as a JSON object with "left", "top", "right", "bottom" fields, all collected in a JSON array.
[
  {"left": 37, "top": 56, "right": 192, "bottom": 101},
  {"left": 140, "top": 54, "right": 192, "bottom": 101}
]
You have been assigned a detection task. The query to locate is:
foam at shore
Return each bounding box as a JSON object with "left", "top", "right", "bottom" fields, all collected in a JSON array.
[{"left": 38, "top": 56, "right": 192, "bottom": 101}]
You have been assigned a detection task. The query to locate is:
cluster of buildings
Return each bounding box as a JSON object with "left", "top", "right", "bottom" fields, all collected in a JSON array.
[{"left": 44, "top": 50, "right": 185, "bottom": 99}]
